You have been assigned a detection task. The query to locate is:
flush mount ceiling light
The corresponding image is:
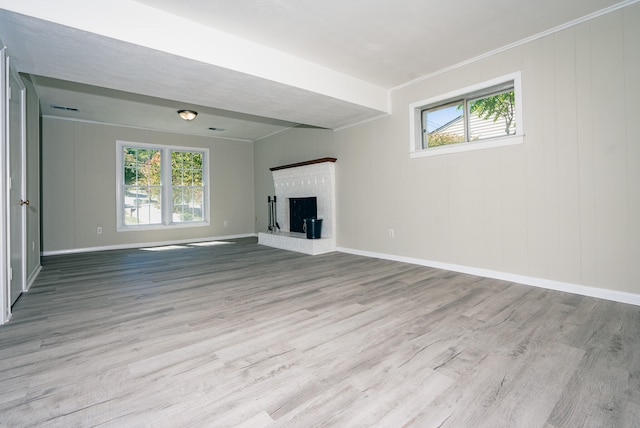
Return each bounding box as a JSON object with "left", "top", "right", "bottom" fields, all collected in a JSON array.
[{"left": 177, "top": 109, "right": 198, "bottom": 121}]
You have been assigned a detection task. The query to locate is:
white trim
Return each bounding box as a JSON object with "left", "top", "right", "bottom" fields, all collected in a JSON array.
[
  {"left": 252, "top": 125, "right": 298, "bottom": 142},
  {"left": 391, "top": 0, "right": 640, "bottom": 92},
  {"left": 337, "top": 247, "right": 640, "bottom": 307},
  {"left": 42, "top": 233, "right": 257, "bottom": 256},
  {"left": 410, "top": 135, "right": 524, "bottom": 158},
  {"left": 116, "top": 220, "right": 211, "bottom": 232},
  {"left": 0, "top": 46, "right": 8, "bottom": 325},
  {"left": 116, "top": 140, "right": 210, "bottom": 231},
  {"left": 2, "top": 54, "right": 28, "bottom": 323},
  {"left": 11, "top": 66, "right": 27, "bottom": 295},
  {"left": 409, "top": 72, "right": 523, "bottom": 157},
  {"left": 334, "top": 112, "right": 391, "bottom": 132},
  {"left": 25, "top": 264, "right": 41, "bottom": 292}
]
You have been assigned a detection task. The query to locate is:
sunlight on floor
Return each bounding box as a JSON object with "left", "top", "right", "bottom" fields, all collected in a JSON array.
[
  {"left": 139, "top": 241, "right": 236, "bottom": 251},
  {"left": 189, "top": 241, "right": 235, "bottom": 247},
  {"left": 140, "top": 245, "right": 191, "bottom": 252}
]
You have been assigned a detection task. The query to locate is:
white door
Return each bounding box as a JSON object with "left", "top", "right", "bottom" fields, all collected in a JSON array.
[{"left": 8, "top": 62, "right": 26, "bottom": 306}]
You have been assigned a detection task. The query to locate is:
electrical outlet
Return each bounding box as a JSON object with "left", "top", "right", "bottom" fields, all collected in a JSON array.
[
  {"left": 97, "top": 226, "right": 103, "bottom": 234},
  {"left": 224, "top": 220, "right": 228, "bottom": 227},
  {"left": 32, "top": 241, "right": 35, "bottom": 251},
  {"left": 388, "top": 228, "right": 394, "bottom": 238}
]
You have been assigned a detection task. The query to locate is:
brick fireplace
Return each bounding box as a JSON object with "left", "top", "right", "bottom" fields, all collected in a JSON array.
[{"left": 258, "top": 158, "right": 336, "bottom": 255}]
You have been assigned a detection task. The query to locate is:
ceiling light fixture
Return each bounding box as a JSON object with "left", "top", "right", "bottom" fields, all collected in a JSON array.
[{"left": 177, "top": 109, "right": 198, "bottom": 121}]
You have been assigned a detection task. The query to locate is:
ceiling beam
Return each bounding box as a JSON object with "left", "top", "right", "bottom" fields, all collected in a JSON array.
[{"left": 0, "top": 0, "right": 389, "bottom": 114}]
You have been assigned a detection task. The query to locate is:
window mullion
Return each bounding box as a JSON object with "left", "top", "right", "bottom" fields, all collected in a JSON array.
[
  {"left": 464, "top": 98, "right": 470, "bottom": 143},
  {"left": 162, "top": 148, "right": 172, "bottom": 225}
]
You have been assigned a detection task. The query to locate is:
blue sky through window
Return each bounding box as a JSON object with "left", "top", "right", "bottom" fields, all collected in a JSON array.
[{"left": 425, "top": 104, "right": 463, "bottom": 133}]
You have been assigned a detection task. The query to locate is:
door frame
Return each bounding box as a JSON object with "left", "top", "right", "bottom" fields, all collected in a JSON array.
[
  {"left": 1, "top": 48, "right": 27, "bottom": 324},
  {"left": 8, "top": 61, "right": 27, "bottom": 307},
  {"left": 1, "top": 46, "right": 9, "bottom": 324}
]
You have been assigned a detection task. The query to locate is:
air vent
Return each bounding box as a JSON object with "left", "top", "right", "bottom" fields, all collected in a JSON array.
[
  {"left": 208, "top": 127, "right": 226, "bottom": 132},
  {"left": 50, "top": 105, "right": 79, "bottom": 112}
]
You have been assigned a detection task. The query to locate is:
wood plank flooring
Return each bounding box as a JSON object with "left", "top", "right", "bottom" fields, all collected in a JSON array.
[{"left": 1, "top": 237, "right": 639, "bottom": 427}]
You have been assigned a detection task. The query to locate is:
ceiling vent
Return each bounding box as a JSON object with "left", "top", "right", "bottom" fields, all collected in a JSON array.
[{"left": 50, "top": 104, "right": 79, "bottom": 112}]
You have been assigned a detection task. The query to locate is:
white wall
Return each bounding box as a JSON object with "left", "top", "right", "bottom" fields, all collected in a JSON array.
[
  {"left": 42, "top": 118, "right": 255, "bottom": 253},
  {"left": 255, "top": 4, "right": 640, "bottom": 299}
]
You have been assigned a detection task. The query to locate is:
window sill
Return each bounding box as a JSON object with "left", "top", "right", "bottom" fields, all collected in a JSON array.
[
  {"left": 117, "top": 221, "right": 210, "bottom": 232},
  {"left": 410, "top": 134, "right": 524, "bottom": 158}
]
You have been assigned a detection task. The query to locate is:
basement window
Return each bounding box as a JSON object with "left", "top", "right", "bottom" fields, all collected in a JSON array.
[
  {"left": 409, "top": 72, "right": 523, "bottom": 157},
  {"left": 116, "top": 141, "right": 209, "bottom": 231}
]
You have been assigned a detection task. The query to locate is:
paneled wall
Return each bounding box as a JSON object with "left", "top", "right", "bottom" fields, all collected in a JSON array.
[
  {"left": 41, "top": 119, "right": 255, "bottom": 253},
  {"left": 255, "top": 4, "right": 640, "bottom": 297}
]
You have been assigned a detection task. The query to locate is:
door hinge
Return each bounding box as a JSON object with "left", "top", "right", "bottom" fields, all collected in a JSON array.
[{"left": 9, "top": 268, "right": 12, "bottom": 281}]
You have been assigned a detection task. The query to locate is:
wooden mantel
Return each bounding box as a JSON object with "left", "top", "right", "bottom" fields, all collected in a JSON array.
[{"left": 270, "top": 157, "right": 337, "bottom": 172}]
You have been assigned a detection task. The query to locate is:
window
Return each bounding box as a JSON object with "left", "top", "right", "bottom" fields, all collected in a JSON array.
[
  {"left": 116, "top": 141, "right": 209, "bottom": 230},
  {"left": 410, "top": 72, "right": 523, "bottom": 157}
]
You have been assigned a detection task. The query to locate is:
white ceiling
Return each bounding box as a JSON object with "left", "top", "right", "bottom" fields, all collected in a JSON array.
[
  {"left": 0, "top": 0, "right": 634, "bottom": 141},
  {"left": 134, "top": 0, "right": 629, "bottom": 87}
]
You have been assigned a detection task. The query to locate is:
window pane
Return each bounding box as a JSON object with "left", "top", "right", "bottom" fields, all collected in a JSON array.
[
  {"left": 172, "top": 187, "right": 184, "bottom": 221},
  {"left": 123, "top": 148, "right": 137, "bottom": 185},
  {"left": 192, "top": 188, "right": 203, "bottom": 221},
  {"left": 170, "top": 150, "right": 205, "bottom": 223},
  {"left": 173, "top": 186, "right": 204, "bottom": 223},
  {"left": 192, "top": 152, "right": 202, "bottom": 166},
  {"left": 172, "top": 167, "right": 180, "bottom": 186},
  {"left": 173, "top": 187, "right": 203, "bottom": 222},
  {"left": 422, "top": 101, "right": 465, "bottom": 148},
  {"left": 468, "top": 89, "right": 516, "bottom": 141},
  {"left": 123, "top": 147, "right": 161, "bottom": 186},
  {"left": 123, "top": 185, "right": 162, "bottom": 225},
  {"left": 123, "top": 185, "right": 139, "bottom": 225}
]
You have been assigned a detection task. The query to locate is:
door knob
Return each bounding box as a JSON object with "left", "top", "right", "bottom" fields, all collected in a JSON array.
[{"left": 19, "top": 199, "right": 29, "bottom": 206}]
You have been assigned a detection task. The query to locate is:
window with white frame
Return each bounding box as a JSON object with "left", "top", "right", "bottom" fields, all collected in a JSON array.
[
  {"left": 409, "top": 72, "right": 523, "bottom": 157},
  {"left": 116, "top": 141, "right": 209, "bottom": 230}
]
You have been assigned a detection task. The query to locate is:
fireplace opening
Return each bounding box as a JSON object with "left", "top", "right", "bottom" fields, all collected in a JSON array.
[{"left": 289, "top": 197, "right": 317, "bottom": 233}]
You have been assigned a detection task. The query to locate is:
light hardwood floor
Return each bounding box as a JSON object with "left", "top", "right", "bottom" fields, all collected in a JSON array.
[{"left": 1, "top": 238, "right": 639, "bottom": 427}]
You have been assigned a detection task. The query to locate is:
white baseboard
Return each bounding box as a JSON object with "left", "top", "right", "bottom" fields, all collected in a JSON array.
[
  {"left": 337, "top": 247, "right": 640, "bottom": 307},
  {"left": 43, "top": 233, "right": 257, "bottom": 256},
  {"left": 40, "top": 239, "right": 640, "bottom": 306},
  {"left": 1, "top": 310, "right": 11, "bottom": 326},
  {"left": 25, "top": 265, "right": 42, "bottom": 292}
]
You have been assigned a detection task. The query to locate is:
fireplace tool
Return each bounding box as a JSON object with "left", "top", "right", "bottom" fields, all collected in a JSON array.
[
  {"left": 273, "top": 196, "right": 281, "bottom": 231},
  {"left": 267, "top": 196, "right": 280, "bottom": 232},
  {"left": 267, "top": 196, "right": 273, "bottom": 231}
]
